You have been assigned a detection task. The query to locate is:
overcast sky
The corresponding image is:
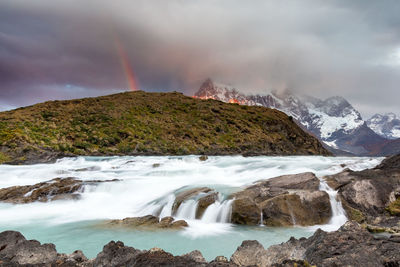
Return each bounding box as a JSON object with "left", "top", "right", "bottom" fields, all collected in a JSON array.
[{"left": 1, "top": 0, "right": 400, "bottom": 118}]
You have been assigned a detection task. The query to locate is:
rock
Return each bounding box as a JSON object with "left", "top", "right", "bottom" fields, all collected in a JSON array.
[
  {"left": 107, "top": 215, "right": 188, "bottom": 229},
  {"left": 265, "top": 172, "right": 320, "bottom": 191},
  {"left": 172, "top": 187, "right": 216, "bottom": 216},
  {"left": 231, "top": 221, "right": 400, "bottom": 266},
  {"left": 325, "top": 155, "right": 400, "bottom": 222},
  {"left": 0, "top": 177, "right": 120, "bottom": 204},
  {"left": 170, "top": 220, "right": 189, "bottom": 228},
  {"left": 261, "top": 191, "right": 331, "bottom": 226},
  {"left": 230, "top": 172, "right": 331, "bottom": 226},
  {"left": 375, "top": 154, "right": 400, "bottom": 170},
  {"left": 182, "top": 250, "right": 207, "bottom": 264},
  {"left": 196, "top": 192, "right": 219, "bottom": 218},
  {"left": 0, "top": 230, "right": 58, "bottom": 265},
  {"left": 93, "top": 240, "right": 142, "bottom": 267},
  {"left": 152, "top": 163, "right": 161, "bottom": 168},
  {"left": 199, "top": 155, "right": 208, "bottom": 161},
  {"left": 57, "top": 250, "right": 88, "bottom": 265},
  {"left": 231, "top": 240, "right": 269, "bottom": 266}
]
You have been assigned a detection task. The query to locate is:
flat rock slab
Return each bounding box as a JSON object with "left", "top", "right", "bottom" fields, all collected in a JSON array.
[
  {"left": 107, "top": 215, "right": 189, "bottom": 230},
  {"left": 0, "top": 177, "right": 120, "bottom": 204}
]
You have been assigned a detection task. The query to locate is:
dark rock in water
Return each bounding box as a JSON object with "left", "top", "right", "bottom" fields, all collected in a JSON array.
[
  {"left": 375, "top": 154, "right": 400, "bottom": 170},
  {"left": 324, "top": 154, "right": 400, "bottom": 222},
  {"left": 0, "top": 177, "right": 120, "bottom": 204},
  {"left": 107, "top": 215, "right": 188, "bottom": 229},
  {"left": 199, "top": 155, "right": 208, "bottom": 161},
  {"left": 196, "top": 192, "right": 219, "bottom": 218},
  {"left": 0, "top": 230, "right": 58, "bottom": 265},
  {"left": 231, "top": 221, "right": 400, "bottom": 266},
  {"left": 152, "top": 163, "right": 161, "bottom": 168},
  {"left": 93, "top": 240, "right": 142, "bottom": 267},
  {"left": 230, "top": 172, "right": 331, "bottom": 226}
]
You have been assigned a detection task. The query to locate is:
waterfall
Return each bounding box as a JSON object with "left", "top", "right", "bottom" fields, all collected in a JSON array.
[
  {"left": 319, "top": 179, "right": 347, "bottom": 229},
  {"left": 285, "top": 200, "right": 297, "bottom": 225},
  {"left": 201, "top": 199, "right": 233, "bottom": 223},
  {"left": 175, "top": 199, "right": 198, "bottom": 220},
  {"left": 259, "top": 211, "right": 264, "bottom": 226},
  {"left": 158, "top": 194, "right": 175, "bottom": 218},
  {"left": 154, "top": 193, "right": 233, "bottom": 224}
]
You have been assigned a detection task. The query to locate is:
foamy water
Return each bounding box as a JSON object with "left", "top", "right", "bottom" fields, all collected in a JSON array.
[{"left": 0, "top": 156, "right": 382, "bottom": 259}]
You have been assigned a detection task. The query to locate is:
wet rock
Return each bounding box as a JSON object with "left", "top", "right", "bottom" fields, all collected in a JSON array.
[
  {"left": 261, "top": 191, "right": 331, "bottom": 226},
  {"left": 57, "top": 250, "right": 88, "bottom": 266},
  {"left": 199, "top": 155, "right": 208, "bottom": 161},
  {"left": 231, "top": 221, "right": 400, "bottom": 266},
  {"left": 182, "top": 250, "right": 207, "bottom": 264},
  {"left": 325, "top": 154, "right": 400, "bottom": 222},
  {"left": 264, "top": 172, "right": 320, "bottom": 191},
  {"left": 107, "top": 215, "right": 188, "bottom": 229},
  {"left": 93, "top": 240, "right": 142, "bottom": 267},
  {"left": 196, "top": 192, "right": 219, "bottom": 218},
  {"left": 231, "top": 172, "right": 331, "bottom": 226},
  {"left": 0, "top": 177, "right": 120, "bottom": 204},
  {"left": 0, "top": 230, "right": 58, "bottom": 265},
  {"left": 152, "top": 163, "right": 161, "bottom": 168}
]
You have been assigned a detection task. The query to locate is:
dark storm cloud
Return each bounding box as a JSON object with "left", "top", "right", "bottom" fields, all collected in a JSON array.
[{"left": 0, "top": 0, "right": 400, "bottom": 118}]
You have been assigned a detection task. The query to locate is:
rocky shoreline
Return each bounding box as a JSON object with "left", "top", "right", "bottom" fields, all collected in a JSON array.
[{"left": 1, "top": 220, "right": 400, "bottom": 266}]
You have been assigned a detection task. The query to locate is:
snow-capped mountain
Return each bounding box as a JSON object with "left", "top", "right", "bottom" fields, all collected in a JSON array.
[
  {"left": 366, "top": 113, "right": 400, "bottom": 140},
  {"left": 194, "top": 79, "right": 389, "bottom": 155}
]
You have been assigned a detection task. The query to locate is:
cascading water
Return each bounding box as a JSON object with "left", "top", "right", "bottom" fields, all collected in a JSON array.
[
  {"left": 201, "top": 199, "right": 233, "bottom": 223},
  {"left": 154, "top": 193, "right": 233, "bottom": 223},
  {"left": 175, "top": 199, "right": 198, "bottom": 220},
  {"left": 318, "top": 179, "right": 347, "bottom": 231},
  {"left": 0, "top": 155, "right": 383, "bottom": 260}
]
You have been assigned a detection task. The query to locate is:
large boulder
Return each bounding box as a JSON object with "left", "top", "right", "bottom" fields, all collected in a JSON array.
[
  {"left": 0, "top": 230, "right": 58, "bottom": 265},
  {"left": 325, "top": 155, "right": 400, "bottom": 223},
  {"left": 0, "top": 177, "right": 119, "bottom": 204},
  {"left": 230, "top": 173, "right": 332, "bottom": 226}
]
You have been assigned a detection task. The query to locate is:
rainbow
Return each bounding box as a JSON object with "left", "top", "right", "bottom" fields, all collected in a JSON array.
[{"left": 113, "top": 35, "right": 138, "bottom": 91}]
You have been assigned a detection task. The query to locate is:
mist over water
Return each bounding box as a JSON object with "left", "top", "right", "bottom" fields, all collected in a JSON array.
[{"left": 0, "top": 156, "right": 382, "bottom": 260}]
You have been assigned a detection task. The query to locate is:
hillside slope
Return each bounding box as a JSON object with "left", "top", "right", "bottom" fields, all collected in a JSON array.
[{"left": 0, "top": 91, "right": 329, "bottom": 164}]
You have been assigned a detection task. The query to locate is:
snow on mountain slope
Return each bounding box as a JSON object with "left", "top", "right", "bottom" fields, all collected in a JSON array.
[
  {"left": 194, "top": 78, "right": 387, "bottom": 155},
  {"left": 367, "top": 113, "right": 400, "bottom": 139}
]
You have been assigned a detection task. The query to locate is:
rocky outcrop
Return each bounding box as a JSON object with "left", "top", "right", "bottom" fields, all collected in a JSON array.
[
  {"left": 0, "top": 231, "right": 219, "bottom": 267},
  {"left": 325, "top": 154, "right": 400, "bottom": 223},
  {"left": 107, "top": 215, "right": 188, "bottom": 229},
  {"left": 0, "top": 230, "right": 87, "bottom": 266},
  {"left": 231, "top": 221, "right": 400, "bottom": 267},
  {"left": 230, "top": 172, "right": 332, "bottom": 226},
  {"left": 0, "top": 177, "right": 120, "bottom": 204},
  {"left": 172, "top": 187, "right": 218, "bottom": 219}
]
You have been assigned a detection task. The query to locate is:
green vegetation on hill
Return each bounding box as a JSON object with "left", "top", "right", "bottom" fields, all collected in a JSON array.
[{"left": 0, "top": 91, "right": 329, "bottom": 164}]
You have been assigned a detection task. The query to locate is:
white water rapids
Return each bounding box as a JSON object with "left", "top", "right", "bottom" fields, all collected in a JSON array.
[{"left": 0, "top": 155, "right": 383, "bottom": 259}]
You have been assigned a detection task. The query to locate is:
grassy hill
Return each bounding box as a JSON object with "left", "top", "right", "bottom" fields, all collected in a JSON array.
[{"left": 0, "top": 91, "right": 329, "bottom": 164}]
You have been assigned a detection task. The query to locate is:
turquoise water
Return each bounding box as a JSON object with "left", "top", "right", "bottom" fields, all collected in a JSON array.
[
  {"left": 0, "top": 156, "right": 382, "bottom": 260},
  {"left": 0, "top": 220, "right": 313, "bottom": 260}
]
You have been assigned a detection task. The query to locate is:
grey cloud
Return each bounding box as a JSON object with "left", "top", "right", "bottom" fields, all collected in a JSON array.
[{"left": 0, "top": 0, "right": 399, "bottom": 118}]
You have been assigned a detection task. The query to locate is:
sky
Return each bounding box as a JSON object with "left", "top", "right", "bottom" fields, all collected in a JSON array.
[{"left": 1, "top": 0, "right": 400, "bottom": 118}]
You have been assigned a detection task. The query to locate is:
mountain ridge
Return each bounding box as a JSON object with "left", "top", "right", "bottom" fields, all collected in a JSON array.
[{"left": 194, "top": 78, "right": 396, "bottom": 156}]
